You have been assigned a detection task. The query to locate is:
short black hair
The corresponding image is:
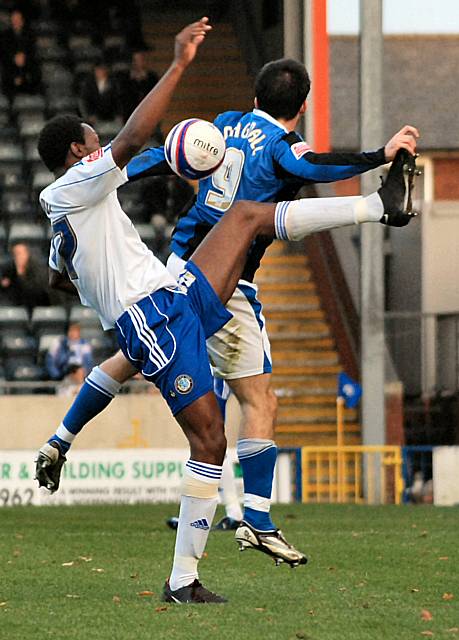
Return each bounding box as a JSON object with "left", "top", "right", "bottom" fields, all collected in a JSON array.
[
  {"left": 38, "top": 114, "right": 84, "bottom": 172},
  {"left": 255, "top": 58, "right": 311, "bottom": 120}
]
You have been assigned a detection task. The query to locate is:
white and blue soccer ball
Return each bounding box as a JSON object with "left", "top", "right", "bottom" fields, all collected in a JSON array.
[{"left": 164, "top": 118, "right": 226, "bottom": 180}]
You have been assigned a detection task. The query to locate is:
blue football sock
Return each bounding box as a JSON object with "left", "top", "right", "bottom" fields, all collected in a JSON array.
[
  {"left": 237, "top": 439, "right": 277, "bottom": 531},
  {"left": 48, "top": 366, "right": 121, "bottom": 454}
]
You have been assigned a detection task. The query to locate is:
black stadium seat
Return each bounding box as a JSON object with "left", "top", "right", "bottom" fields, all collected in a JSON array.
[
  {"left": 8, "top": 223, "right": 47, "bottom": 251},
  {"left": 88, "top": 334, "right": 116, "bottom": 363},
  {"left": 5, "top": 364, "right": 46, "bottom": 392},
  {"left": 1, "top": 335, "right": 37, "bottom": 368},
  {"left": 31, "top": 306, "right": 67, "bottom": 337},
  {"left": 69, "top": 305, "right": 100, "bottom": 328},
  {"left": 0, "top": 306, "right": 29, "bottom": 336}
]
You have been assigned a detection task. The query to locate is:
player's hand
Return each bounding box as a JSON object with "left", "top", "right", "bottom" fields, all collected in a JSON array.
[
  {"left": 384, "top": 125, "right": 419, "bottom": 160},
  {"left": 174, "top": 17, "right": 212, "bottom": 70}
]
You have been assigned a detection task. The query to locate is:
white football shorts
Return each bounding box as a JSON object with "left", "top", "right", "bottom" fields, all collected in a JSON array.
[{"left": 167, "top": 253, "right": 272, "bottom": 379}]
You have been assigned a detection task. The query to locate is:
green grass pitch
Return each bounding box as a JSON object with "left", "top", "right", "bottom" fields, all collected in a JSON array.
[{"left": 0, "top": 503, "right": 458, "bottom": 640}]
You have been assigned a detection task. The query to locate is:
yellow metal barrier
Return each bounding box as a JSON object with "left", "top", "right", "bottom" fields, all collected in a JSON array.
[{"left": 301, "top": 445, "right": 403, "bottom": 504}]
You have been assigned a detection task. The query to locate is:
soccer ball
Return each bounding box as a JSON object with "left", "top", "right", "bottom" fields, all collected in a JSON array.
[{"left": 164, "top": 118, "right": 226, "bottom": 180}]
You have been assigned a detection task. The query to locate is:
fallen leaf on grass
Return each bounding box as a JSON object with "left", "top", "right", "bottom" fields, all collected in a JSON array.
[
  {"left": 65, "top": 594, "right": 80, "bottom": 599},
  {"left": 130, "top": 573, "right": 139, "bottom": 579},
  {"left": 12, "top": 549, "right": 21, "bottom": 557},
  {"left": 113, "top": 596, "right": 121, "bottom": 605},
  {"left": 155, "top": 606, "right": 168, "bottom": 612},
  {"left": 338, "top": 587, "right": 347, "bottom": 592},
  {"left": 0, "top": 602, "right": 7, "bottom": 607},
  {"left": 421, "top": 609, "right": 433, "bottom": 621},
  {"left": 442, "top": 593, "right": 454, "bottom": 601},
  {"left": 421, "top": 632, "right": 434, "bottom": 637},
  {"left": 439, "top": 557, "right": 449, "bottom": 561},
  {"left": 447, "top": 628, "right": 459, "bottom": 633},
  {"left": 420, "top": 531, "right": 428, "bottom": 537},
  {"left": 91, "top": 568, "right": 105, "bottom": 573},
  {"left": 308, "top": 610, "right": 315, "bottom": 616},
  {"left": 78, "top": 556, "right": 92, "bottom": 562},
  {"left": 254, "top": 607, "right": 265, "bottom": 612},
  {"left": 61, "top": 562, "right": 74, "bottom": 567},
  {"left": 411, "top": 588, "right": 420, "bottom": 593},
  {"left": 202, "top": 552, "right": 208, "bottom": 558},
  {"left": 138, "top": 591, "right": 155, "bottom": 597}
]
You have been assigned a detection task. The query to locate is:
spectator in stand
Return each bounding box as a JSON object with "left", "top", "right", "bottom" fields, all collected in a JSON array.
[
  {"left": 0, "top": 8, "right": 40, "bottom": 99},
  {"left": 120, "top": 49, "right": 159, "bottom": 122},
  {"left": 78, "top": 58, "right": 122, "bottom": 125},
  {"left": 45, "top": 322, "right": 93, "bottom": 395},
  {"left": 2, "top": 50, "right": 42, "bottom": 98},
  {"left": 0, "top": 242, "right": 50, "bottom": 310},
  {"left": 2, "top": 8, "right": 36, "bottom": 58}
]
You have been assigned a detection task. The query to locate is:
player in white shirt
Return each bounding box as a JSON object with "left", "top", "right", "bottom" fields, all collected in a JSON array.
[{"left": 34, "top": 17, "right": 416, "bottom": 604}]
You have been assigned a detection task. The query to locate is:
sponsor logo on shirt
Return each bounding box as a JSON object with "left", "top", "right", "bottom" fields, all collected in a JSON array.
[
  {"left": 84, "top": 148, "right": 104, "bottom": 163},
  {"left": 290, "top": 141, "right": 312, "bottom": 160}
]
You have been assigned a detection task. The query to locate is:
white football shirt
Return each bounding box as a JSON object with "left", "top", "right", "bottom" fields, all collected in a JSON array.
[{"left": 40, "top": 144, "right": 177, "bottom": 329}]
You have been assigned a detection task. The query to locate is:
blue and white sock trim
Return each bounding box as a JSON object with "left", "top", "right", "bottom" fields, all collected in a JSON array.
[
  {"left": 85, "top": 366, "right": 121, "bottom": 399},
  {"left": 186, "top": 460, "right": 223, "bottom": 482},
  {"left": 274, "top": 201, "right": 291, "bottom": 240},
  {"left": 55, "top": 422, "right": 76, "bottom": 445},
  {"left": 237, "top": 438, "right": 276, "bottom": 460}
]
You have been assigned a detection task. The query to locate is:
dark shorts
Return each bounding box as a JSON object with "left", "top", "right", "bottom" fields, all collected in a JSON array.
[{"left": 115, "top": 260, "right": 232, "bottom": 415}]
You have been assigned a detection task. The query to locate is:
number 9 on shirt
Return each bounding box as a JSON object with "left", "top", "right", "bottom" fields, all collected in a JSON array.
[{"left": 164, "top": 118, "right": 226, "bottom": 180}]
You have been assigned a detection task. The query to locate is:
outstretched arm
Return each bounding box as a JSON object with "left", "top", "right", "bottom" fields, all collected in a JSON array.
[
  {"left": 273, "top": 124, "right": 419, "bottom": 184},
  {"left": 126, "top": 146, "right": 173, "bottom": 181},
  {"left": 111, "top": 17, "right": 211, "bottom": 169}
]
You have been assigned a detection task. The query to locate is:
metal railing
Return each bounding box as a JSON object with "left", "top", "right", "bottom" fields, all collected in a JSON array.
[{"left": 300, "top": 445, "right": 404, "bottom": 505}]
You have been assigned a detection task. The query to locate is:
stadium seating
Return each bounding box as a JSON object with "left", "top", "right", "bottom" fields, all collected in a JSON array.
[
  {"left": 2, "top": 192, "right": 35, "bottom": 223},
  {"left": 31, "top": 306, "right": 68, "bottom": 337},
  {"left": 0, "top": 224, "right": 6, "bottom": 252},
  {"left": 69, "top": 305, "right": 100, "bottom": 328},
  {"left": 1, "top": 334, "right": 37, "bottom": 368},
  {"left": 87, "top": 333, "right": 117, "bottom": 363},
  {"left": 0, "top": 2, "right": 196, "bottom": 392},
  {"left": 8, "top": 223, "right": 47, "bottom": 250},
  {"left": 0, "top": 307, "right": 29, "bottom": 336},
  {"left": 6, "top": 364, "right": 46, "bottom": 390}
]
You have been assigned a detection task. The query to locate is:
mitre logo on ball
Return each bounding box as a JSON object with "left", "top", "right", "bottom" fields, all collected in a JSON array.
[{"left": 165, "top": 118, "right": 226, "bottom": 180}]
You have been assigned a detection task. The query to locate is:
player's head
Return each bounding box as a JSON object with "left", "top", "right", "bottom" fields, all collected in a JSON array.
[
  {"left": 254, "top": 58, "right": 311, "bottom": 121},
  {"left": 38, "top": 114, "right": 100, "bottom": 172}
]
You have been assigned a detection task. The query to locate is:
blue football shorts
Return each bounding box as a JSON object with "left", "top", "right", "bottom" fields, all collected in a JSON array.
[{"left": 115, "top": 260, "right": 232, "bottom": 415}]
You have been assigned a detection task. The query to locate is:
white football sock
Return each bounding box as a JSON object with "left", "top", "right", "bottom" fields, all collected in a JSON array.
[
  {"left": 220, "top": 456, "right": 243, "bottom": 521},
  {"left": 275, "top": 192, "right": 383, "bottom": 241},
  {"left": 169, "top": 460, "right": 222, "bottom": 591}
]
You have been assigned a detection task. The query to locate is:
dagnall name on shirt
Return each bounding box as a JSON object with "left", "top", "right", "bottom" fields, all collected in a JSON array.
[{"left": 222, "top": 122, "right": 266, "bottom": 156}]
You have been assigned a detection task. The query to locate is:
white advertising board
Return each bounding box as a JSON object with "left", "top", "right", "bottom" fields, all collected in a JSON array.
[
  {"left": 0, "top": 448, "right": 293, "bottom": 507},
  {"left": 433, "top": 446, "right": 459, "bottom": 506},
  {"left": 0, "top": 449, "right": 197, "bottom": 507}
]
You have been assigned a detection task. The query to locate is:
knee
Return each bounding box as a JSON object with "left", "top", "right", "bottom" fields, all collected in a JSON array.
[
  {"left": 191, "top": 416, "right": 227, "bottom": 465},
  {"left": 229, "top": 200, "right": 259, "bottom": 226},
  {"left": 266, "top": 386, "right": 278, "bottom": 419},
  {"left": 240, "top": 385, "right": 277, "bottom": 420}
]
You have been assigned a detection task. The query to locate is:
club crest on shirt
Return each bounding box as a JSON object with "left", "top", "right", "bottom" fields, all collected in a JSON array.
[
  {"left": 290, "top": 141, "right": 312, "bottom": 160},
  {"left": 84, "top": 148, "right": 104, "bottom": 163},
  {"left": 174, "top": 374, "right": 194, "bottom": 394}
]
